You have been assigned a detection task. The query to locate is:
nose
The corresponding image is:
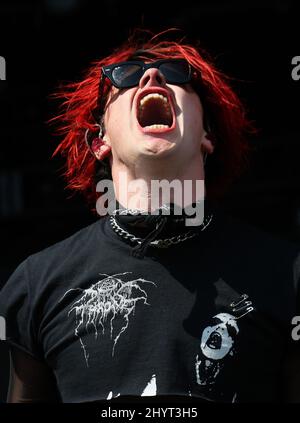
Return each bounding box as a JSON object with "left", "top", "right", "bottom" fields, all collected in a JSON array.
[{"left": 139, "top": 67, "right": 167, "bottom": 89}]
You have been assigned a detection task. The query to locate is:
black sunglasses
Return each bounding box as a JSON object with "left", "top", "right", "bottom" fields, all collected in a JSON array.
[{"left": 101, "top": 59, "right": 192, "bottom": 88}]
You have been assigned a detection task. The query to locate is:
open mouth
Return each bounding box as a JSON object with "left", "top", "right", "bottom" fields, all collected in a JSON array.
[
  {"left": 205, "top": 332, "right": 222, "bottom": 350},
  {"left": 137, "top": 91, "right": 174, "bottom": 132}
]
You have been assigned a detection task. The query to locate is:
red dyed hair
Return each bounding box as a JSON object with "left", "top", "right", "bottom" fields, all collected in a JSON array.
[{"left": 50, "top": 28, "right": 254, "bottom": 213}]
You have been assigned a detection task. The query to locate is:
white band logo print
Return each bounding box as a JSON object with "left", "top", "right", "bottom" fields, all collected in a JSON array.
[{"left": 60, "top": 272, "right": 157, "bottom": 366}]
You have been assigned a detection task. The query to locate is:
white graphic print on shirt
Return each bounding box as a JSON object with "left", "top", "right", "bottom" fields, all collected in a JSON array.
[
  {"left": 194, "top": 294, "right": 254, "bottom": 401},
  {"left": 106, "top": 374, "right": 157, "bottom": 399},
  {"left": 195, "top": 313, "right": 239, "bottom": 386},
  {"left": 61, "top": 272, "right": 157, "bottom": 366}
]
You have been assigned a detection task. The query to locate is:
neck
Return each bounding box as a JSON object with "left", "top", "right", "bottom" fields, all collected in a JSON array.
[{"left": 111, "top": 155, "right": 206, "bottom": 213}]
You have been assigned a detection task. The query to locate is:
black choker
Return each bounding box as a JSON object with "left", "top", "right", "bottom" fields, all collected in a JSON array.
[
  {"left": 109, "top": 200, "right": 214, "bottom": 259},
  {"left": 109, "top": 214, "right": 213, "bottom": 247}
]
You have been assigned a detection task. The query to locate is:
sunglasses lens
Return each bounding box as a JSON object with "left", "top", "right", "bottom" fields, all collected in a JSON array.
[
  {"left": 159, "top": 61, "right": 191, "bottom": 83},
  {"left": 108, "top": 60, "right": 191, "bottom": 88},
  {"left": 112, "top": 64, "right": 142, "bottom": 87}
]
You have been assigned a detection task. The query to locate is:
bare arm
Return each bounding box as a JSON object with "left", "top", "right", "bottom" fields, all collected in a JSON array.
[{"left": 7, "top": 347, "right": 60, "bottom": 403}]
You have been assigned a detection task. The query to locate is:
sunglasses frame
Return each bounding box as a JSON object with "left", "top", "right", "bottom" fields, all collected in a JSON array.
[{"left": 101, "top": 58, "right": 192, "bottom": 88}]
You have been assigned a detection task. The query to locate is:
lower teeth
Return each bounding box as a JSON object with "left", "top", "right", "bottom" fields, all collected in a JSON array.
[{"left": 144, "top": 124, "right": 169, "bottom": 129}]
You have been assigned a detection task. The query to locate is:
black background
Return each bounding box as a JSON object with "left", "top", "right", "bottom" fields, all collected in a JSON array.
[{"left": 0, "top": 0, "right": 300, "bottom": 403}]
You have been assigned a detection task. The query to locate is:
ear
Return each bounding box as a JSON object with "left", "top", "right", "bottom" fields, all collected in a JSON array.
[
  {"left": 91, "top": 137, "right": 111, "bottom": 161},
  {"left": 200, "top": 132, "right": 215, "bottom": 156}
]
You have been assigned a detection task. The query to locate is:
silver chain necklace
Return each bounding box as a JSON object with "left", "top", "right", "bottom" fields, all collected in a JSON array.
[{"left": 109, "top": 214, "right": 213, "bottom": 248}]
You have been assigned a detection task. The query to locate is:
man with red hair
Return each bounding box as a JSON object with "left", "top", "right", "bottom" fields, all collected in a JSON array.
[{"left": 0, "top": 29, "right": 299, "bottom": 403}]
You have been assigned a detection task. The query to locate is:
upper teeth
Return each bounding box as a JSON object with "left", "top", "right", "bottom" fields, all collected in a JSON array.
[{"left": 139, "top": 93, "right": 168, "bottom": 108}]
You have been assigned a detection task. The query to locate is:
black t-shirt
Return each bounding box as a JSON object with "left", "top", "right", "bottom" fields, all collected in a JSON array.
[{"left": 0, "top": 208, "right": 299, "bottom": 403}]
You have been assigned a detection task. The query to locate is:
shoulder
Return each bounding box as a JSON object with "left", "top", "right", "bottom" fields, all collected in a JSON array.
[
  {"left": 16, "top": 217, "right": 109, "bottom": 292},
  {"left": 0, "top": 217, "right": 110, "bottom": 308},
  {"left": 221, "top": 211, "right": 300, "bottom": 260},
  {"left": 222, "top": 212, "right": 300, "bottom": 282},
  {"left": 27, "top": 218, "right": 103, "bottom": 266},
  {"left": 216, "top": 210, "right": 300, "bottom": 315}
]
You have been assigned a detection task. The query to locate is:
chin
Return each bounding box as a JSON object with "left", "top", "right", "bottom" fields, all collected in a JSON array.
[{"left": 141, "top": 139, "right": 178, "bottom": 156}]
